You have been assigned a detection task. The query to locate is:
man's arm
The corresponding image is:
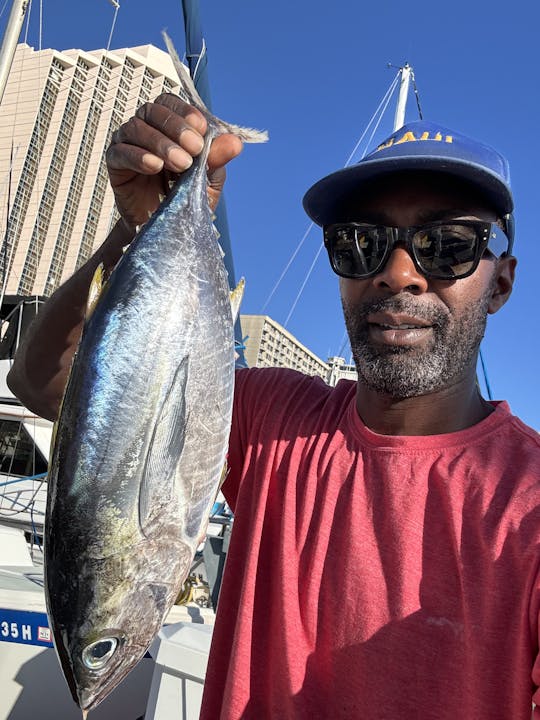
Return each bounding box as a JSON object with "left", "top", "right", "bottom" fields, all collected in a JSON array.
[
  {"left": 6, "top": 93, "right": 242, "bottom": 420},
  {"left": 6, "top": 220, "right": 133, "bottom": 420}
]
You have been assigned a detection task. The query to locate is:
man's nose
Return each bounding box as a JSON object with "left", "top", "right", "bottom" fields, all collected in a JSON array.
[{"left": 372, "top": 246, "right": 429, "bottom": 294}]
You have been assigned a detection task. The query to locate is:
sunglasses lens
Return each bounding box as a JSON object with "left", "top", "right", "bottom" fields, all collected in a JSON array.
[
  {"left": 326, "top": 225, "right": 389, "bottom": 278},
  {"left": 324, "top": 221, "right": 497, "bottom": 280},
  {"left": 412, "top": 223, "right": 481, "bottom": 278}
]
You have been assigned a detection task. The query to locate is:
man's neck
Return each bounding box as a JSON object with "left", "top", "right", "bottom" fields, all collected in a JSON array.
[{"left": 355, "top": 373, "right": 494, "bottom": 436}]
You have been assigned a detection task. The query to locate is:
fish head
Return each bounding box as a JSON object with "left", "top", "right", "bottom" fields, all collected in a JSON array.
[{"left": 50, "top": 543, "right": 191, "bottom": 712}]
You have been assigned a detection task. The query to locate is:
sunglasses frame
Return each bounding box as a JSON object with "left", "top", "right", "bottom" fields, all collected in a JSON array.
[{"left": 323, "top": 215, "right": 514, "bottom": 281}]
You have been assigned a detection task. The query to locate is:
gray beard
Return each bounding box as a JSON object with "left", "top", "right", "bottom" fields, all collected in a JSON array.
[{"left": 342, "top": 288, "right": 493, "bottom": 399}]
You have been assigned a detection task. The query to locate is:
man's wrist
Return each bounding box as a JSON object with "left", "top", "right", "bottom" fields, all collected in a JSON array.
[
  {"left": 119, "top": 216, "right": 138, "bottom": 243},
  {"left": 96, "top": 218, "right": 136, "bottom": 273}
]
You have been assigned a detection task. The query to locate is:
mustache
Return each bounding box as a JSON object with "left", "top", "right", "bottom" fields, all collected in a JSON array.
[{"left": 350, "top": 295, "right": 450, "bottom": 326}]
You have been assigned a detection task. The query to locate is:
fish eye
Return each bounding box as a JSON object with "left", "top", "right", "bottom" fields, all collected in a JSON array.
[{"left": 82, "top": 637, "right": 118, "bottom": 670}]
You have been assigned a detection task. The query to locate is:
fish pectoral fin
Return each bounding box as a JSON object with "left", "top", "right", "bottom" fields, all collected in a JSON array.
[
  {"left": 139, "top": 356, "right": 190, "bottom": 529},
  {"left": 86, "top": 263, "right": 105, "bottom": 321}
]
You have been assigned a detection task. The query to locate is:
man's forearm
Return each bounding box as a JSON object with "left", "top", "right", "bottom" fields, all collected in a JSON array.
[{"left": 7, "top": 219, "right": 135, "bottom": 421}]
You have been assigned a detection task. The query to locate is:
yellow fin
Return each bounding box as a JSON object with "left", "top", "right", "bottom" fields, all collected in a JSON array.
[
  {"left": 230, "top": 279, "right": 245, "bottom": 324},
  {"left": 86, "top": 264, "right": 105, "bottom": 320}
]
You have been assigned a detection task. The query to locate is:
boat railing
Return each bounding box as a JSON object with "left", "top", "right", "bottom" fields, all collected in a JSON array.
[{"left": 0, "top": 471, "right": 47, "bottom": 536}]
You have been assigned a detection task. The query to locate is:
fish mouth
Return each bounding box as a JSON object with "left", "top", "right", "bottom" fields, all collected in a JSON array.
[{"left": 75, "top": 639, "right": 148, "bottom": 713}]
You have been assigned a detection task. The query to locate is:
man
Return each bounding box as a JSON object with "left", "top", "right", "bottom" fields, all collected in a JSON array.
[{"left": 8, "top": 97, "right": 539, "bottom": 719}]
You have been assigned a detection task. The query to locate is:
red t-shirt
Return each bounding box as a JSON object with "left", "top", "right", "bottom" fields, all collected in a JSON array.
[{"left": 201, "top": 367, "right": 540, "bottom": 719}]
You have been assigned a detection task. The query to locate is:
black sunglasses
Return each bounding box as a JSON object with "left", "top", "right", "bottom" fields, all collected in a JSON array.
[{"left": 323, "top": 216, "right": 514, "bottom": 281}]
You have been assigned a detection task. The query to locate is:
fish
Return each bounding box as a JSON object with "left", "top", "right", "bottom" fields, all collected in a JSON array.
[{"left": 44, "top": 34, "right": 267, "bottom": 716}]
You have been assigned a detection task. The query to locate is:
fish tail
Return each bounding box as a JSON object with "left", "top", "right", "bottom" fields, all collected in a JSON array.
[{"left": 162, "top": 32, "right": 268, "bottom": 145}]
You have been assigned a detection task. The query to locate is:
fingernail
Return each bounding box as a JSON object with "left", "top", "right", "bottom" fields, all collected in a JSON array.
[
  {"left": 181, "top": 128, "right": 204, "bottom": 154},
  {"left": 168, "top": 147, "right": 193, "bottom": 171},
  {"left": 141, "top": 153, "right": 164, "bottom": 172}
]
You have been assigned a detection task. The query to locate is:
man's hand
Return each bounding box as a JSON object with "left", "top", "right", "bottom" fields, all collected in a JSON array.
[{"left": 106, "top": 93, "right": 243, "bottom": 231}]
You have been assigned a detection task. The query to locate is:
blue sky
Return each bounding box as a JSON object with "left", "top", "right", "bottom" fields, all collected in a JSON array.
[{"left": 4, "top": 0, "right": 539, "bottom": 429}]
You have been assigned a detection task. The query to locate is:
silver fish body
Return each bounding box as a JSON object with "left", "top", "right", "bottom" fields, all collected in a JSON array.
[
  {"left": 46, "top": 139, "right": 233, "bottom": 711},
  {"left": 45, "top": 40, "right": 267, "bottom": 713}
]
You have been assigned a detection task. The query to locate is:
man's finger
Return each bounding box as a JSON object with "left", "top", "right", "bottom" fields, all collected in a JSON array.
[
  {"left": 208, "top": 134, "right": 243, "bottom": 170},
  {"left": 106, "top": 143, "right": 163, "bottom": 179},
  {"left": 152, "top": 93, "right": 208, "bottom": 135},
  {"left": 135, "top": 102, "right": 205, "bottom": 156},
  {"left": 108, "top": 119, "right": 198, "bottom": 174}
]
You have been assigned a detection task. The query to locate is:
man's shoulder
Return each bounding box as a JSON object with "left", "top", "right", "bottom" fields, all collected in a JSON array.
[
  {"left": 235, "top": 365, "right": 325, "bottom": 386},
  {"left": 495, "top": 402, "right": 540, "bottom": 453},
  {"left": 235, "top": 366, "right": 324, "bottom": 400},
  {"left": 506, "top": 414, "right": 540, "bottom": 447},
  {"left": 234, "top": 366, "right": 355, "bottom": 411},
  {"left": 477, "top": 404, "right": 540, "bottom": 506}
]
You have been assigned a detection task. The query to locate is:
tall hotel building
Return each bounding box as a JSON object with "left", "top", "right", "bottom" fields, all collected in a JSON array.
[
  {"left": 240, "top": 314, "right": 358, "bottom": 385},
  {"left": 241, "top": 314, "right": 330, "bottom": 380},
  {"left": 0, "top": 42, "right": 181, "bottom": 297}
]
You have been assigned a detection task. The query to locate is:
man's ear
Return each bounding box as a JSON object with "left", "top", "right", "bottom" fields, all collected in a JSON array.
[{"left": 488, "top": 256, "right": 517, "bottom": 314}]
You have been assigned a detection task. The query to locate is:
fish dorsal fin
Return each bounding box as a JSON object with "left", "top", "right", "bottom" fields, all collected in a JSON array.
[
  {"left": 139, "top": 356, "right": 190, "bottom": 531},
  {"left": 86, "top": 263, "right": 105, "bottom": 321},
  {"left": 230, "top": 278, "right": 245, "bottom": 324}
]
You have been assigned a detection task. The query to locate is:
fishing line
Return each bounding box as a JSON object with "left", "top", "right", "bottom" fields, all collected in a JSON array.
[
  {"left": 411, "top": 69, "right": 424, "bottom": 120},
  {"left": 105, "top": 0, "right": 120, "bottom": 53},
  {"left": 337, "top": 328, "right": 350, "bottom": 358},
  {"left": 479, "top": 347, "right": 493, "bottom": 401},
  {"left": 0, "top": 0, "right": 10, "bottom": 20},
  {"left": 360, "top": 79, "right": 400, "bottom": 159},
  {"left": 344, "top": 71, "right": 400, "bottom": 165},
  {"left": 283, "top": 241, "right": 325, "bottom": 327},
  {"left": 192, "top": 37, "right": 206, "bottom": 84},
  {"left": 260, "top": 221, "right": 314, "bottom": 313}
]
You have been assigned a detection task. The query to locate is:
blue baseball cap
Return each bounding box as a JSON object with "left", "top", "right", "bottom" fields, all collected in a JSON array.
[{"left": 303, "top": 120, "right": 513, "bottom": 225}]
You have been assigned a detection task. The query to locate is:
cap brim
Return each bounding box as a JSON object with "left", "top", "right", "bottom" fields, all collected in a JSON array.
[{"left": 302, "top": 155, "right": 514, "bottom": 226}]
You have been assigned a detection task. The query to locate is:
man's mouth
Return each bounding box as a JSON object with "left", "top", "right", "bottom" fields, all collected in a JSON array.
[
  {"left": 368, "top": 312, "right": 433, "bottom": 328},
  {"left": 367, "top": 313, "right": 435, "bottom": 347},
  {"left": 375, "top": 323, "right": 428, "bottom": 330}
]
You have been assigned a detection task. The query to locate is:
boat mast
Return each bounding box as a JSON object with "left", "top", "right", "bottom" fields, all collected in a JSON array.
[
  {"left": 0, "top": 0, "right": 29, "bottom": 106},
  {"left": 181, "top": 0, "right": 247, "bottom": 366},
  {"left": 393, "top": 62, "right": 411, "bottom": 132}
]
